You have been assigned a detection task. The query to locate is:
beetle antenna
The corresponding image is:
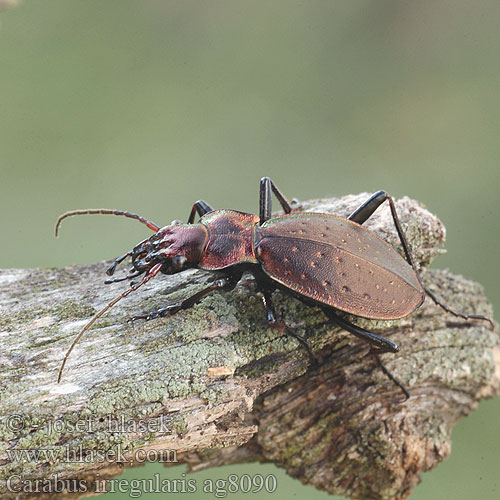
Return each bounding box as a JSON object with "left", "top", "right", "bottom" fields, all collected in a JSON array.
[
  {"left": 57, "top": 263, "right": 163, "bottom": 383},
  {"left": 55, "top": 209, "right": 160, "bottom": 237}
]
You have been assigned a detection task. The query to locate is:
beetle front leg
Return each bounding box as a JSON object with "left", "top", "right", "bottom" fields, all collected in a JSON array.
[{"left": 129, "top": 273, "right": 241, "bottom": 322}]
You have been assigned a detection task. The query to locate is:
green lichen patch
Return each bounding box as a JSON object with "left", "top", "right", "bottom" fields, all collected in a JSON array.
[{"left": 52, "top": 300, "right": 96, "bottom": 321}]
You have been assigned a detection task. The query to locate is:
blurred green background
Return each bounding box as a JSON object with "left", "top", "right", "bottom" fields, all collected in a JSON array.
[{"left": 1, "top": 1, "right": 499, "bottom": 499}]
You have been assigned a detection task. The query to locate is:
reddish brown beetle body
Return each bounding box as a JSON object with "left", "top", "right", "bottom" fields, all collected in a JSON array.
[
  {"left": 189, "top": 209, "right": 424, "bottom": 320},
  {"left": 55, "top": 177, "right": 492, "bottom": 395}
]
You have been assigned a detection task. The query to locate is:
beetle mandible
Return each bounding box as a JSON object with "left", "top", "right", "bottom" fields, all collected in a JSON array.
[{"left": 55, "top": 177, "right": 493, "bottom": 395}]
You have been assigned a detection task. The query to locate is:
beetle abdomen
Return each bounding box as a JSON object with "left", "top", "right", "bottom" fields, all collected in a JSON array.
[{"left": 255, "top": 213, "right": 424, "bottom": 319}]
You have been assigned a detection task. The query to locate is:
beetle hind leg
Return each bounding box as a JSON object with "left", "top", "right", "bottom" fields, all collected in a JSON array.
[
  {"left": 322, "top": 308, "right": 400, "bottom": 352},
  {"left": 423, "top": 285, "right": 494, "bottom": 329},
  {"left": 349, "top": 191, "right": 494, "bottom": 329},
  {"left": 372, "top": 352, "right": 410, "bottom": 400},
  {"left": 347, "top": 190, "right": 388, "bottom": 225},
  {"left": 323, "top": 308, "right": 409, "bottom": 399}
]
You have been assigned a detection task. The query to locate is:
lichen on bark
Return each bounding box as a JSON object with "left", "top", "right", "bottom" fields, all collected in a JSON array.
[{"left": 0, "top": 194, "right": 498, "bottom": 500}]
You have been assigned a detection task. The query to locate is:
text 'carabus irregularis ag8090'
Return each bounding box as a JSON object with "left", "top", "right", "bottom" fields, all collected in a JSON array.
[{"left": 55, "top": 177, "right": 493, "bottom": 397}]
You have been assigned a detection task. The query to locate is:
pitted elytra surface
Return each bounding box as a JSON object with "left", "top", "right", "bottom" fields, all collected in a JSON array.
[{"left": 256, "top": 213, "right": 424, "bottom": 319}]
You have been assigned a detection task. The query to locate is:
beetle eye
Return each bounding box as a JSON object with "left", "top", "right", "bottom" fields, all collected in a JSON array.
[{"left": 172, "top": 255, "right": 187, "bottom": 270}]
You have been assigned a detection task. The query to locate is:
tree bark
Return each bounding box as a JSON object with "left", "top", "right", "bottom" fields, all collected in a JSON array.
[{"left": 0, "top": 194, "right": 498, "bottom": 500}]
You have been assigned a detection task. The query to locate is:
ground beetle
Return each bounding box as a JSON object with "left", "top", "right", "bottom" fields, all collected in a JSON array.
[{"left": 55, "top": 177, "right": 493, "bottom": 396}]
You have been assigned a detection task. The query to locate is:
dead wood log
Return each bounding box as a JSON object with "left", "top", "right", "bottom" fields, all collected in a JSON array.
[{"left": 0, "top": 194, "right": 498, "bottom": 500}]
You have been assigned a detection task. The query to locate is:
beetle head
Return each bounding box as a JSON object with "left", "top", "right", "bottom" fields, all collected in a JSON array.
[{"left": 130, "top": 223, "right": 207, "bottom": 275}]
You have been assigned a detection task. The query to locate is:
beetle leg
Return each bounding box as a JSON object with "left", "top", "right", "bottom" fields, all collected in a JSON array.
[
  {"left": 259, "top": 177, "right": 293, "bottom": 224},
  {"left": 348, "top": 191, "right": 418, "bottom": 270},
  {"left": 347, "top": 190, "right": 387, "bottom": 225},
  {"left": 260, "top": 287, "right": 318, "bottom": 364},
  {"left": 423, "top": 285, "right": 494, "bottom": 329},
  {"left": 323, "top": 308, "right": 409, "bottom": 399},
  {"left": 349, "top": 192, "right": 494, "bottom": 329},
  {"left": 129, "top": 273, "right": 241, "bottom": 322},
  {"left": 371, "top": 352, "right": 410, "bottom": 400},
  {"left": 385, "top": 196, "right": 493, "bottom": 327},
  {"left": 187, "top": 200, "right": 214, "bottom": 224},
  {"left": 323, "top": 308, "right": 400, "bottom": 352}
]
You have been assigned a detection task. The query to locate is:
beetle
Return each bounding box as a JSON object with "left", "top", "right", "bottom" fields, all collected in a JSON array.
[{"left": 55, "top": 177, "right": 493, "bottom": 395}]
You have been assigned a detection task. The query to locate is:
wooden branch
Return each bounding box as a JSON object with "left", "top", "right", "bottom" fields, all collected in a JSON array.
[{"left": 0, "top": 194, "right": 498, "bottom": 500}]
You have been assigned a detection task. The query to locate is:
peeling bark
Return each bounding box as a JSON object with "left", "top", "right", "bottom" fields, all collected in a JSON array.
[{"left": 0, "top": 194, "right": 498, "bottom": 500}]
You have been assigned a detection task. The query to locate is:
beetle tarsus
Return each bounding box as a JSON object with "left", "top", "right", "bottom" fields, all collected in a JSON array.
[
  {"left": 423, "top": 285, "right": 494, "bottom": 330},
  {"left": 278, "top": 322, "right": 318, "bottom": 365},
  {"left": 105, "top": 270, "right": 142, "bottom": 284},
  {"left": 323, "top": 309, "right": 400, "bottom": 353},
  {"left": 323, "top": 308, "right": 408, "bottom": 396},
  {"left": 372, "top": 351, "right": 410, "bottom": 401}
]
